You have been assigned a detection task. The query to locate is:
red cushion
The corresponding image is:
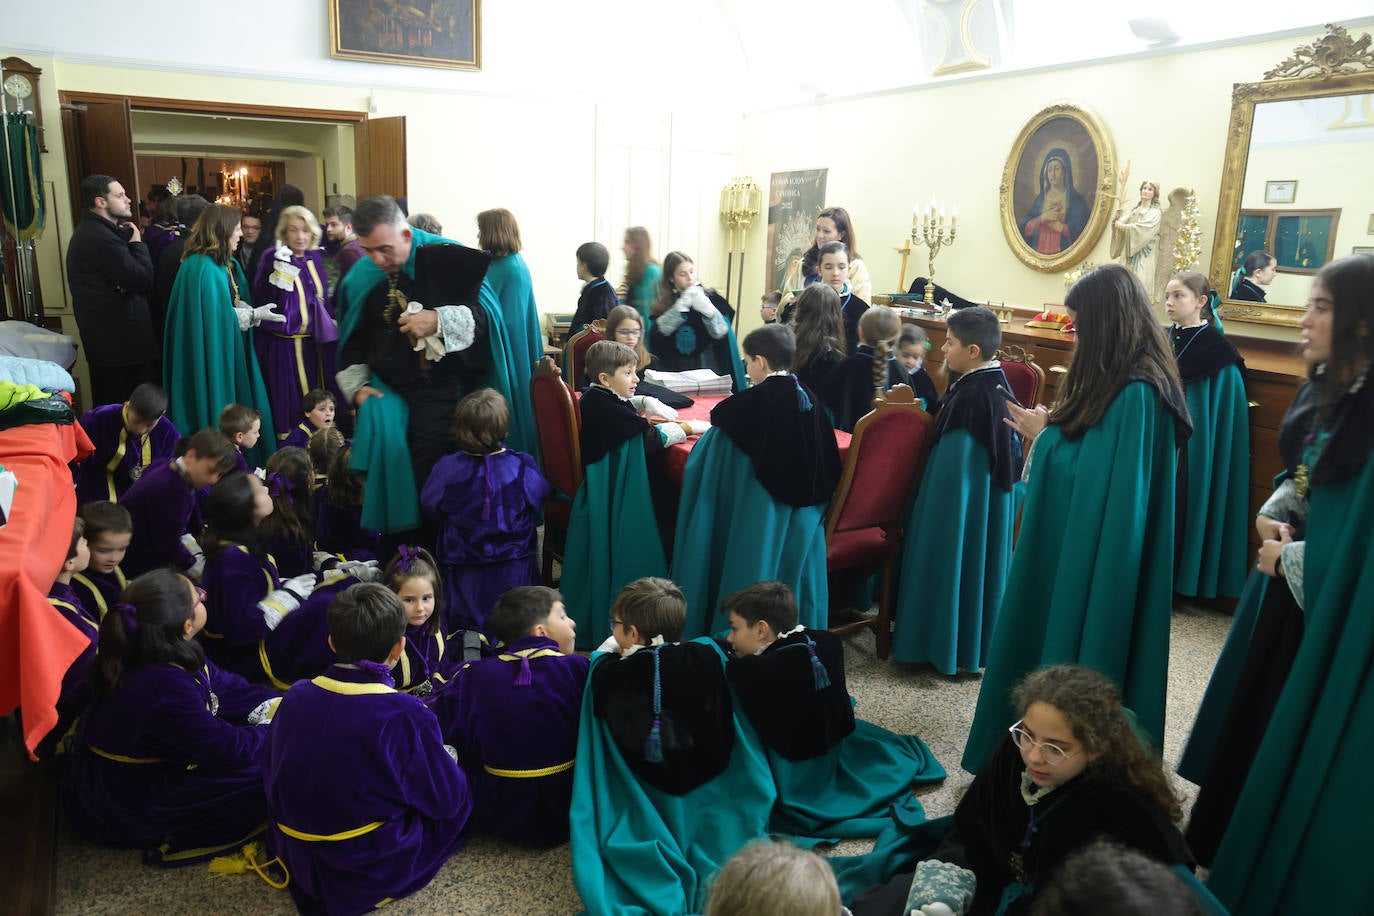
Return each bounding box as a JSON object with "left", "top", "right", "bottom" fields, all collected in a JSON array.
[
  {"left": 826, "top": 526, "right": 899, "bottom": 573},
  {"left": 531, "top": 375, "right": 580, "bottom": 497},
  {"left": 1000, "top": 360, "right": 1040, "bottom": 408},
  {"left": 569, "top": 330, "right": 604, "bottom": 388},
  {"left": 830, "top": 410, "right": 929, "bottom": 534}
]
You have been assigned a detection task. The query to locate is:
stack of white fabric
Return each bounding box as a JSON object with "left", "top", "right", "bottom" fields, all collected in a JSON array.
[{"left": 643, "top": 368, "right": 732, "bottom": 396}]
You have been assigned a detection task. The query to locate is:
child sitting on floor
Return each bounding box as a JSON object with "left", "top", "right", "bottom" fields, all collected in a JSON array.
[
  {"left": 39, "top": 516, "right": 98, "bottom": 758},
  {"left": 71, "top": 501, "right": 133, "bottom": 620},
  {"left": 316, "top": 443, "right": 380, "bottom": 561},
  {"left": 306, "top": 426, "right": 344, "bottom": 493},
  {"left": 218, "top": 404, "right": 262, "bottom": 473},
  {"left": 420, "top": 388, "right": 550, "bottom": 634},
  {"left": 673, "top": 324, "right": 841, "bottom": 637},
  {"left": 119, "top": 427, "right": 237, "bottom": 578},
  {"left": 562, "top": 341, "right": 707, "bottom": 647},
  {"left": 74, "top": 382, "right": 180, "bottom": 505},
  {"left": 442, "top": 585, "right": 587, "bottom": 847},
  {"left": 258, "top": 446, "right": 317, "bottom": 578},
  {"left": 262, "top": 583, "right": 473, "bottom": 914},
  {"left": 706, "top": 839, "right": 845, "bottom": 916},
  {"left": 382, "top": 545, "right": 455, "bottom": 696},
  {"left": 281, "top": 388, "right": 336, "bottom": 451}
]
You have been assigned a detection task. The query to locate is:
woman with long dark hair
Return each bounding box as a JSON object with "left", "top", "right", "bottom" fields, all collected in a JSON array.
[
  {"left": 622, "top": 226, "right": 662, "bottom": 322},
  {"left": 962, "top": 264, "right": 1189, "bottom": 773}
]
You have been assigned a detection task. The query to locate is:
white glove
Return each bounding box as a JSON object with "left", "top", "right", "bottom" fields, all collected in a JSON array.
[
  {"left": 658, "top": 423, "right": 687, "bottom": 447},
  {"left": 312, "top": 550, "right": 342, "bottom": 572},
  {"left": 187, "top": 554, "right": 206, "bottom": 580},
  {"left": 281, "top": 573, "right": 317, "bottom": 603},
  {"left": 919, "top": 905, "right": 957, "bottom": 916},
  {"left": 339, "top": 559, "right": 382, "bottom": 582},
  {"left": 688, "top": 286, "right": 718, "bottom": 316},
  {"left": 685, "top": 419, "right": 711, "bottom": 436},
  {"left": 253, "top": 303, "right": 287, "bottom": 326},
  {"left": 180, "top": 533, "right": 205, "bottom": 578},
  {"left": 235, "top": 304, "right": 254, "bottom": 332},
  {"left": 630, "top": 395, "right": 678, "bottom": 421}
]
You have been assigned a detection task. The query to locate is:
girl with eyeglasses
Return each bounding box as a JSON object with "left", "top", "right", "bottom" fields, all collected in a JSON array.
[
  {"left": 595, "top": 305, "right": 692, "bottom": 408},
  {"left": 852, "top": 665, "right": 1201, "bottom": 916}
]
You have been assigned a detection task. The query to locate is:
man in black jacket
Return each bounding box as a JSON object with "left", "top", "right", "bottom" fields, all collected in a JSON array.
[{"left": 66, "top": 174, "right": 159, "bottom": 407}]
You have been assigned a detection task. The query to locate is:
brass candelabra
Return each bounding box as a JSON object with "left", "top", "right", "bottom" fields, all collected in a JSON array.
[
  {"left": 719, "top": 177, "right": 761, "bottom": 325},
  {"left": 911, "top": 200, "right": 958, "bottom": 306}
]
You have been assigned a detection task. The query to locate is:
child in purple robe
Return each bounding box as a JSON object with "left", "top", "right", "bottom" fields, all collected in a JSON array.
[
  {"left": 306, "top": 426, "right": 344, "bottom": 497},
  {"left": 444, "top": 585, "right": 587, "bottom": 847},
  {"left": 317, "top": 444, "right": 380, "bottom": 561},
  {"left": 39, "top": 517, "right": 99, "bottom": 758},
  {"left": 120, "top": 428, "right": 237, "bottom": 578},
  {"left": 258, "top": 446, "right": 317, "bottom": 579},
  {"left": 420, "top": 388, "right": 551, "bottom": 634},
  {"left": 382, "top": 545, "right": 455, "bottom": 696},
  {"left": 281, "top": 388, "right": 336, "bottom": 451},
  {"left": 62, "top": 568, "right": 280, "bottom": 865},
  {"left": 74, "top": 382, "right": 181, "bottom": 505},
  {"left": 250, "top": 207, "right": 341, "bottom": 442},
  {"left": 71, "top": 501, "right": 133, "bottom": 621},
  {"left": 218, "top": 404, "right": 261, "bottom": 474},
  {"left": 262, "top": 583, "right": 472, "bottom": 914}
]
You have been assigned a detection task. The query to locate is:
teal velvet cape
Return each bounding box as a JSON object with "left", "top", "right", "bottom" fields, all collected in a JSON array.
[
  {"left": 891, "top": 429, "right": 1016, "bottom": 675},
  {"left": 335, "top": 228, "right": 512, "bottom": 533},
  {"left": 961, "top": 382, "right": 1180, "bottom": 773},
  {"left": 162, "top": 254, "right": 276, "bottom": 466},
  {"left": 562, "top": 439, "right": 669, "bottom": 650},
  {"left": 1176, "top": 364, "right": 1250, "bottom": 598},
  {"left": 483, "top": 252, "right": 543, "bottom": 458},
  {"left": 671, "top": 429, "right": 828, "bottom": 639},
  {"left": 569, "top": 639, "right": 776, "bottom": 916},
  {"left": 1207, "top": 453, "right": 1374, "bottom": 910}
]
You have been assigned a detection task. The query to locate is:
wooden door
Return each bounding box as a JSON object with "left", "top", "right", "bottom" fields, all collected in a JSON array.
[
  {"left": 60, "top": 96, "right": 138, "bottom": 224},
  {"left": 354, "top": 115, "right": 407, "bottom": 201}
]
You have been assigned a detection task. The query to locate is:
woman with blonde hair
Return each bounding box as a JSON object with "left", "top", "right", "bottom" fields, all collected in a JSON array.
[
  {"left": 162, "top": 204, "right": 277, "bottom": 463},
  {"left": 250, "top": 203, "right": 340, "bottom": 442},
  {"left": 476, "top": 207, "right": 542, "bottom": 456}
]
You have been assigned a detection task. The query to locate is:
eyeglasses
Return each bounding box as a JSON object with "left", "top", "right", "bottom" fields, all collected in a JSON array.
[
  {"left": 1008, "top": 721, "right": 1081, "bottom": 767},
  {"left": 614, "top": 328, "right": 643, "bottom": 338},
  {"left": 194, "top": 586, "right": 208, "bottom": 607},
  {"left": 609, "top": 618, "right": 624, "bottom": 630}
]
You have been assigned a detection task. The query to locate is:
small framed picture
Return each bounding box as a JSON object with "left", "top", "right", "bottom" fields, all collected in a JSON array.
[
  {"left": 1264, "top": 180, "right": 1298, "bottom": 204},
  {"left": 1354, "top": 246, "right": 1374, "bottom": 256}
]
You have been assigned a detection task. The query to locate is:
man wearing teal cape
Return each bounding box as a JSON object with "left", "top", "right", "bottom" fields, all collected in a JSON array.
[
  {"left": 163, "top": 250, "right": 276, "bottom": 466},
  {"left": 961, "top": 382, "right": 1185, "bottom": 772},
  {"left": 484, "top": 250, "right": 543, "bottom": 457},
  {"left": 334, "top": 196, "right": 517, "bottom": 534}
]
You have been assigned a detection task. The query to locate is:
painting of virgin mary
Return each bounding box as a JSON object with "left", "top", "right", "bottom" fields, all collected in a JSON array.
[{"left": 1020, "top": 148, "right": 1089, "bottom": 255}]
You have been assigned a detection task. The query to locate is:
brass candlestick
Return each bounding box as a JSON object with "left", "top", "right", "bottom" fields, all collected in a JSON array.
[{"left": 911, "top": 202, "right": 958, "bottom": 306}]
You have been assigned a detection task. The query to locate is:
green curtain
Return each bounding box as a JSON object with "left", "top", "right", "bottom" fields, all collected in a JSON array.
[{"left": 1, "top": 112, "right": 44, "bottom": 241}]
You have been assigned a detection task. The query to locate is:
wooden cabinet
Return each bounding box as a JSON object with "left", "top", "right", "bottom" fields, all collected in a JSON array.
[{"left": 900, "top": 313, "right": 1306, "bottom": 561}]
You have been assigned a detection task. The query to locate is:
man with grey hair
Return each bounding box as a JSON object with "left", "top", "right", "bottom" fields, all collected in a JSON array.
[{"left": 335, "top": 194, "right": 498, "bottom": 536}]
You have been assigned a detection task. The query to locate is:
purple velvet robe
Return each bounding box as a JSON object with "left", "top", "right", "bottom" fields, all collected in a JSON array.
[
  {"left": 440, "top": 635, "right": 588, "bottom": 847},
  {"left": 119, "top": 459, "right": 198, "bottom": 577},
  {"left": 143, "top": 220, "right": 183, "bottom": 268},
  {"left": 61, "top": 660, "right": 278, "bottom": 864},
  {"left": 281, "top": 419, "right": 320, "bottom": 451},
  {"left": 70, "top": 566, "right": 128, "bottom": 621},
  {"left": 316, "top": 499, "right": 381, "bottom": 561},
  {"left": 38, "top": 581, "right": 100, "bottom": 758},
  {"left": 419, "top": 449, "right": 551, "bottom": 633},
  {"left": 391, "top": 619, "right": 458, "bottom": 696},
  {"left": 251, "top": 245, "right": 341, "bottom": 442},
  {"left": 262, "top": 663, "right": 472, "bottom": 914},
  {"left": 74, "top": 404, "right": 181, "bottom": 505}
]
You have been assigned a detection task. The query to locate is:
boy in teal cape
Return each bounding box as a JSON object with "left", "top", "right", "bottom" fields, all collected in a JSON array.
[
  {"left": 334, "top": 196, "right": 517, "bottom": 534},
  {"left": 561, "top": 341, "right": 706, "bottom": 649},
  {"left": 571, "top": 578, "right": 776, "bottom": 915},
  {"left": 672, "top": 323, "right": 841, "bottom": 638},
  {"left": 723, "top": 581, "right": 945, "bottom": 842},
  {"left": 891, "top": 306, "right": 1022, "bottom": 675}
]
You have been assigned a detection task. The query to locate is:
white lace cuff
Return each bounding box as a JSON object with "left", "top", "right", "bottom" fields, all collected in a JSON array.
[
  {"left": 1281, "top": 540, "right": 1306, "bottom": 610},
  {"left": 248, "top": 697, "right": 281, "bottom": 725},
  {"left": 336, "top": 363, "right": 371, "bottom": 403},
  {"left": 437, "top": 305, "right": 476, "bottom": 352},
  {"left": 654, "top": 307, "right": 687, "bottom": 335},
  {"left": 1259, "top": 478, "right": 1306, "bottom": 527},
  {"left": 658, "top": 423, "right": 687, "bottom": 446}
]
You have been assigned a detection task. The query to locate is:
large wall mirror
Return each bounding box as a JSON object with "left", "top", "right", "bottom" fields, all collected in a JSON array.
[{"left": 1213, "top": 24, "right": 1374, "bottom": 328}]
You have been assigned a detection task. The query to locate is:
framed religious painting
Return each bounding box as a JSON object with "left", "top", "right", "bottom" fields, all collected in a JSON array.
[
  {"left": 329, "top": 0, "right": 481, "bottom": 71},
  {"left": 1000, "top": 102, "right": 1116, "bottom": 272}
]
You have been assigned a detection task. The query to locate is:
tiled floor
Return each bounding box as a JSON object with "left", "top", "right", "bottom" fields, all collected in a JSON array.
[{"left": 53, "top": 605, "right": 1231, "bottom": 915}]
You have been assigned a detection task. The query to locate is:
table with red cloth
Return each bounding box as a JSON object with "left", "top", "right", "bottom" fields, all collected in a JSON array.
[
  {"left": 661, "top": 394, "right": 852, "bottom": 485},
  {"left": 0, "top": 404, "right": 95, "bottom": 758}
]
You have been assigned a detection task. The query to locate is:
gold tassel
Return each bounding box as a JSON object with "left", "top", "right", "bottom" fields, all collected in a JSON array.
[{"left": 207, "top": 840, "right": 290, "bottom": 889}]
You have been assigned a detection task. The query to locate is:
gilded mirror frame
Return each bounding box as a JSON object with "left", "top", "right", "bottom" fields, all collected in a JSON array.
[
  {"left": 1213, "top": 24, "right": 1374, "bottom": 328},
  {"left": 1000, "top": 101, "right": 1116, "bottom": 273}
]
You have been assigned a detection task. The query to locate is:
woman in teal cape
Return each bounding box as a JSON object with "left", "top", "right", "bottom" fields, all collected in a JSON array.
[
  {"left": 891, "top": 349, "right": 1022, "bottom": 675},
  {"left": 1206, "top": 255, "right": 1374, "bottom": 911},
  {"left": 1166, "top": 272, "right": 1250, "bottom": 598},
  {"left": 478, "top": 209, "right": 543, "bottom": 458},
  {"left": 570, "top": 639, "right": 777, "bottom": 916},
  {"left": 334, "top": 224, "right": 514, "bottom": 533},
  {"left": 962, "top": 265, "right": 1189, "bottom": 774},
  {"left": 621, "top": 226, "right": 662, "bottom": 323},
  {"left": 162, "top": 204, "right": 276, "bottom": 466}
]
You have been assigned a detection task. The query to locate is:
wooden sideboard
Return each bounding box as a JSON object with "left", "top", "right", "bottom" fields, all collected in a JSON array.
[{"left": 899, "top": 312, "right": 1307, "bottom": 561}]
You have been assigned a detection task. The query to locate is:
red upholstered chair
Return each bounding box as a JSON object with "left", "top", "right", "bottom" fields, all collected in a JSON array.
[
  {"left": 825, "top": 385, "right": 934, "bottom": 659},
  {"left": 562, "top": 319, "right": 607, "bottom": 387},
  {"left": 995, "top": 344, "right": 1045, "bottom": 408},
  {"left": 531, "top": 356, "right": 583, "bottom": 585}
]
